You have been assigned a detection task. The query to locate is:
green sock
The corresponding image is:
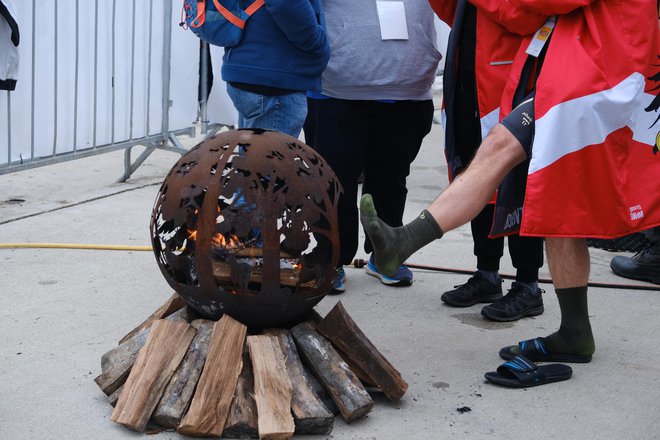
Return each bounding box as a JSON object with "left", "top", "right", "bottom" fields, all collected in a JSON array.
[
  {"left": 543, "top": 286, "right": 595, "bottom": 356},
  {"left": 360, "top": 194, "right": 443, "bottom": 276}
]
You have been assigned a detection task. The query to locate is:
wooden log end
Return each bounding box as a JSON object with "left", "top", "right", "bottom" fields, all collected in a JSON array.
[
  {"left": 222, "top": 422, "right": 259, "bottom": 439},
  {"left": 294, "top": 417, "right": 334, "bottom": 435}
]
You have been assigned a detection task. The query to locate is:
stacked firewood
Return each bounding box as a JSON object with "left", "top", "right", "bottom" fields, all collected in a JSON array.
[{"left": 95, "top": 294, "right": 408, "bottom": 439}]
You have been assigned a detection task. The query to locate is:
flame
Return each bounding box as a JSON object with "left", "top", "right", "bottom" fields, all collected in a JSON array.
[
  {"left": 212, "top": 232, "right": 242, "bottom": 249},
  {"left": 186, "top": 206, "right": 245, "bottom": 249},
  {"left": 187, "top": 226, "right": 244, "bottom": 251}
]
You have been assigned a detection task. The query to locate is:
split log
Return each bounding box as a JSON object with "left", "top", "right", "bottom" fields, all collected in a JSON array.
[
  {"left": 290, "top": 310, "right": 338, "bottom": 414},
  {"left": 234, "top": 248, "right": 294, "bottom": 258},
  {"left": 316, "top": 302, "right": 408, "bottom": 401},
  {"left": 335, "top": 349, "right": 377, "bottom": 388},
  {"left": 213, "top": 260, "right": 315, "bottom": 288},
  {"left": 267, "top": 328, "right": 333, "bottom": 435},
  {"left": 177, "top": 315, "right": 247, "bottom": 437},
  {"left": 303, "top": 364, "right": 339, "bottom": 416},
  {"left": 223, "top": 349, "right": 258, "bottom": 439},
  {"left": 151, "top": 319, "right": 214, "bottom": 428},
  {"left": 94, "top": 307, "right": 187, "bottom": 395},
  {"left": 247, "top": 335, "right": 295, "bottom": 440},
  {"left": 111, "top": 320, "right": 197, "bottom": 432},
  {"left": 108, "top": 385, "right": 123, "bottom": 407},
  {"left": 291, "top": 322, "right": 373, "bottom": 423},
  {"left": 118, "top": 292, "right": 186, "bottom": 344},
  {"left": 302, "top": 309, "right": 324, "bottom": 327}
]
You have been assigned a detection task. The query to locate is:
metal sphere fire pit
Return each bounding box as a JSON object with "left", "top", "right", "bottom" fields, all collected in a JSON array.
[{"left": 150, "top": 129, "right": 342, "bottom": 327}]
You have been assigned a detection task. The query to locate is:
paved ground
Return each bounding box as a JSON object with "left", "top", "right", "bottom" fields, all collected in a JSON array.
[{"left": 1, "top": 102, "right": 659, "bottom": 439}]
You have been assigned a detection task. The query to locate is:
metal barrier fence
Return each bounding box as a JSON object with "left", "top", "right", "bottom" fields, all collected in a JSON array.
[{"left": 0, "top": 0, "right": 230, "bottom": 180}]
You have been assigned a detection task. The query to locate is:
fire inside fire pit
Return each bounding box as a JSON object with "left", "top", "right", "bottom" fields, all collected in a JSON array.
[{"left": 150, "top": 129, "right": 341, "bottom": 327}]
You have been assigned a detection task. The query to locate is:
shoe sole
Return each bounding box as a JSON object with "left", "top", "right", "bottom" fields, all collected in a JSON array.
[
  {"left": 481, "top": 305, "right": 545, "bottom": 322},
  {"left": 365, "top": 265, "right": 412, "bottom": 287},
  {"left": 441, "top": 293, "right": 503, "bottom": 307},
  {"left": 329, "top": 280, "right": 346, "bottom": 295}
]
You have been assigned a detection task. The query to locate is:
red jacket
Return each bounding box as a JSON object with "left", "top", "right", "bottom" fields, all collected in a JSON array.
[
  {"left": 494, "top": 0, "right": 660, "bottom": 238},
  {"left": 430, "top": 0, "right": 545, "bottom": 180},
  {"left": 429, "top": 0, "right": 546, "bottom": 148}
]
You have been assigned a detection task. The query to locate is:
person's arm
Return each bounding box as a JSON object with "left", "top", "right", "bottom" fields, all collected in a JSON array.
[
  {"left": 263, "top": 0, "right": 329, "bottom": 55},
  {"left": 428, "top": 0, "right": 458, "bottom": 26},
  {"left": 471, "top": 0, "right": 548, "bottom": 35},
  {"left": 507, "top": 0, "right": 596, "bottom": 16}
]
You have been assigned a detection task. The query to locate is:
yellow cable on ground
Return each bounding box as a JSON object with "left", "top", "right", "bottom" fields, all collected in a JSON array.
[{"left": 0, "top": 243, "right": 153, "bottom": 251}]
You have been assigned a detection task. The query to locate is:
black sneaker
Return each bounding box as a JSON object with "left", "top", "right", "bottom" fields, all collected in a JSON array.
[
  {"left": 610, "top": 242, "right": 660, "bottom": 284},
  {"left": 481, "top": 282, "right": 544, "bottom": 322},
  {"left": 441, "top": 273, "right": 503, "bottom": 307}
]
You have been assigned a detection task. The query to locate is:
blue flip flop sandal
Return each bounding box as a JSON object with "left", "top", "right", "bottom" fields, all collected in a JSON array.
[
  {"left": 499, "top": 337, "right": 592, "bottom": 363},
  {"left": 485, "top": 355, "right": 572, "bottom": 388}
]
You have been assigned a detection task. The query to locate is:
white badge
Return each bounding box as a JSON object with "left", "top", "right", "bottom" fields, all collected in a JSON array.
[
  {"left": 526, "top": 16, "right": 557, "bottom": 57},
  {"left": 376, "top": 1, "right": 409, "bottom": 40}
]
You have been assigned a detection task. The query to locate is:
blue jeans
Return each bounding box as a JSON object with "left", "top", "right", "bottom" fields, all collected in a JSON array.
[{"left": 226, "top": 83, "right": 307, "bottom": 138}]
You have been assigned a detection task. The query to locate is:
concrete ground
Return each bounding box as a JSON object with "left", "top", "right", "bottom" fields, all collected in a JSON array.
[{"left": 1, "top": 105, "right": 660, "bottom": 440}]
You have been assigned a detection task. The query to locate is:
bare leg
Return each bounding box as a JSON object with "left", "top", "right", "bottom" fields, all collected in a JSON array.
[
  {"left": 360, "top": 124, "right": 527, "bottom": 275},
  {"left": 543, "top": 237, "right": 595, "bottom": 355},
  {"left": 500, "top": 237, "right": 596, "bottom": 360},
  {"left": 546, "top": 237, "right": 590, "bottom": 288},
  {"left": 428, "top": 124, "right": 528, "bottom": 231}
]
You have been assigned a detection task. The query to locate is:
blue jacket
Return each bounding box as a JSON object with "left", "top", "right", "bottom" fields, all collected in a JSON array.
[{"left": 221, "top": 0, "right": 330, "bottom": 92}]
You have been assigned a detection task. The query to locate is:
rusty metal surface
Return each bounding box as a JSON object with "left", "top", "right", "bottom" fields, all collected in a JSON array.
[{"left": 150, "top": 129, "right": 342, "bottom": 327}]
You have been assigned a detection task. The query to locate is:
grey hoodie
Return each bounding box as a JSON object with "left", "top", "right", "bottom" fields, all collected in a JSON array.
[{"left": 321, "top": 0, "right": 441, "bottom": 101}]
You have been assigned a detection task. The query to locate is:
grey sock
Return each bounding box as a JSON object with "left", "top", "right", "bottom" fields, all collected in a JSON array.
[{"left": 360, "top": 194, "right": 443, "bottom": 276}]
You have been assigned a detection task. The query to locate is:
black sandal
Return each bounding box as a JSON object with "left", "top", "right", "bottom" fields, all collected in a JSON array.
[
  {"left": 485, "top": 355, "right": 572, "bottom": 388},
  {"left": 499, "top": 338, "right": 592, "bottom": 363}
]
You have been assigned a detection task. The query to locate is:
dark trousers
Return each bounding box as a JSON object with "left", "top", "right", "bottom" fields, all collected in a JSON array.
[
  {"left": 647, "top": 226, "right": 660, "bottom": 246},
  {"left": 471, "top": 204, "right": 544, "bottom": 282},
  {"left": 304, "top": 97, "right": 434, "bottom": 265},
  {"left": 454, "top": 68, "right": 543, "bottom": 282}
]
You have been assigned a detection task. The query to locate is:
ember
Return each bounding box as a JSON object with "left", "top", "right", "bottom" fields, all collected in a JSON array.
[{"left": 150, "top": 129, "right": 342, "bottom": 327}]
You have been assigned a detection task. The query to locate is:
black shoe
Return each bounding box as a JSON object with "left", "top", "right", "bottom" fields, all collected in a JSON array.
[
  {"left": 441, "top": 273, "right": 503, "bottom": 307},
  {"left": 481, "top": 282, "right": 544, "bottom": 322},
  {"left": 610, "top": 242, "right": 660, "bottom": 284}
]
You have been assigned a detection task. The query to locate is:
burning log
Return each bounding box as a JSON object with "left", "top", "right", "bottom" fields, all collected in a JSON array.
[{"left": 212, "top": 259, "right": 315, "bottom": 289}]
